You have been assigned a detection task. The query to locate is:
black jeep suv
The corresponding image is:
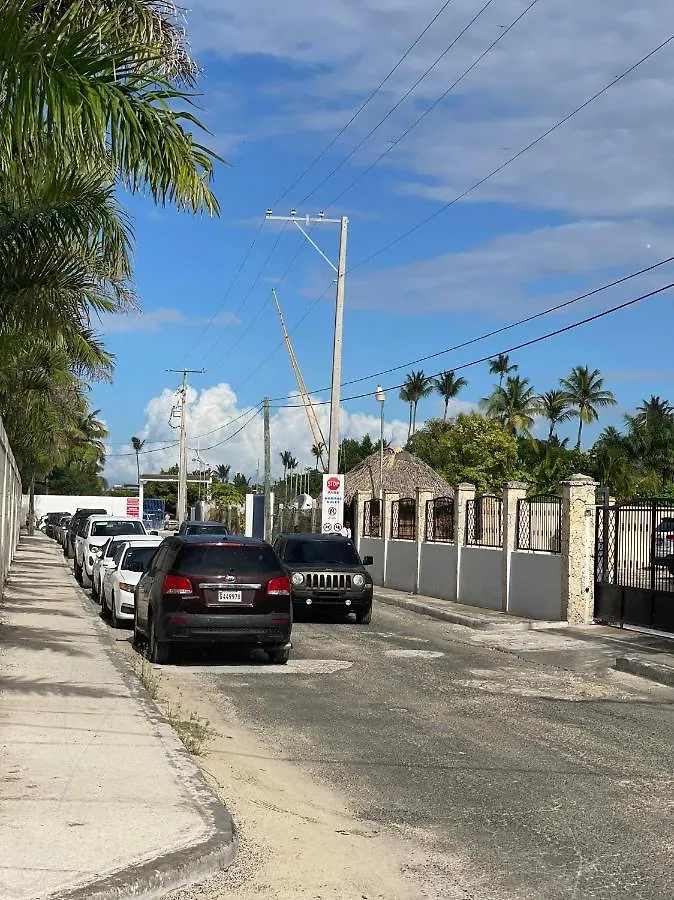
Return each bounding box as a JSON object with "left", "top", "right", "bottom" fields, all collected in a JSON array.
[{"left": 273, "top": 533, "right": 374, "bottom": 623}]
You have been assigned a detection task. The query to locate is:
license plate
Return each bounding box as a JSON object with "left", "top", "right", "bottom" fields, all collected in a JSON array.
[{"left": 217, "top": 590, "right": 243, "bottom": 603}]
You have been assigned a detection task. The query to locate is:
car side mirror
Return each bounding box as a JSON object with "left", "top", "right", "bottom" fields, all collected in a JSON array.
[
  {"left": 362, "top": 556, "right": 373, "bottom": 566},
  {"left": 150, "top": 530, "right": 159, "bottom": 536}
]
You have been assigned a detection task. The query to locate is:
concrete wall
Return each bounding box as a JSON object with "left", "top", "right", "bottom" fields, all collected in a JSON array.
[
  {"left": 0, "top": 415, "right": 22, "bottom": 594},
  {"left": 459, "top": 546, "right": 502, "bottom": 610},
  {"left": 385, "top": 540, "right": 417, "bottom": 593},
  {"left": 509, "top": 551, "right": 563, "bottom": 620},
  {"left": 24, "top": 495, "right": 132, "bottom": 518},
  {"left": 360, "top": 537, "right": 384, "bottom": 584},
  {"left": 419, "top": 543, "right": 457, "bottom": 601}
]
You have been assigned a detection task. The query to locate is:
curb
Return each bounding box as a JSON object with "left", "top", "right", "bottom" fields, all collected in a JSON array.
[
  {"left": 614, "top": 656, "right": 674, "bottom": 689},
  {"left": 375, "top": 590, "right": 535, "bottom": 632},
  {"left": 44, "top": 550, "right": 237, "bottom": 900}
]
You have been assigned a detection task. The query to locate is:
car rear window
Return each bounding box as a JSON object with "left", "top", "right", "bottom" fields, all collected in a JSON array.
[
  {"left": 174, "top": 544, "right": 279, "bottom": 576},
  {"left": 283, "top": 539, "right": 361, "bottom": 566},
  {"left": 91, "top": 521, "right": 145, "bottom": 537},
  {"left": 656, "top": 518, "right": 674, "bottom": 532},
  {"left": 185, "top": 524, "right": 230, "bottom": 535},
  {"left": 122, "top": 546, "right": 157, "bottom": 572}
]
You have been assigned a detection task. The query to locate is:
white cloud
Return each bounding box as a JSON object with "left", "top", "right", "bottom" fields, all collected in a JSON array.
[
  {"left": 104, "top": 381, "right": 411, "bottom": 486},
  {"left": 99, "top": 308, "right": 240, "bottom": 334}
]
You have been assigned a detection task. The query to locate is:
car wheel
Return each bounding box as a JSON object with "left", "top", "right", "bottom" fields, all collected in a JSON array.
[
  {"left": 132, "top": 609, "right": 143, "bottom": 650},
  {"left": 268, "top": 645, "right": 290, "bottom": 665},
  {"left": 110, "top": 594, "right": 119, "bottom": 629},
  {"left": 74, "top": 560, "right": 83, "bottom": 584},
  {"left": 355, "top": 604, "right": 372, "bottom": 624},
  {"left": 91, "top": 577, "right": 99, "bottom": 602},
  {"left": 148, "top": 614, "right": 170, "bottom": 664},
  {"left": 100, "top": 589, "right": 110, "bottom": 620},
  {"left": 81, "top": 566, "right": 91, "bottom": 588}
]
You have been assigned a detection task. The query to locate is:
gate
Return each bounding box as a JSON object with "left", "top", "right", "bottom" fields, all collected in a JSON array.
[{"left": 595, "top": 500, "right": 674, "bottom": 633}]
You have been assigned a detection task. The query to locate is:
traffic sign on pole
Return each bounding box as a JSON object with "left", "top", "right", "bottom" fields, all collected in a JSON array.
[{"left": 322, "top": 475, "right": 344, "bottom": 533}]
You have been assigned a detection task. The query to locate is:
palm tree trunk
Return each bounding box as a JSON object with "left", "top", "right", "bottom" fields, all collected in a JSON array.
[
  {"left": 412, "top": 400, "right": 418, "bottom": 435},
  {"left": 407, "top": 404, "right": 413, "bottom": 440},
  {"left": 443, "top": 398, "right": 449, "bottom": 421},
  {"left": 136, "top": 451, "right": 141, "bottom": 486},
  {"left": 548, "top": 421, "right": 554, "bottom": 441},
  {"left": 576, "top": 417, "right": 583, "bottom": 450}
]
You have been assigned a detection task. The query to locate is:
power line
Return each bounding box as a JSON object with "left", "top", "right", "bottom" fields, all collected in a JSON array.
[
  {"left": 183, "top": 220, "right": 266, "bottom": 363},
  {"left": 190, "top": 404, "right": 263, "bottom": 441},
  {"left": 200, "top": 408, "right": 262, "bottom": 451},
  {"left": 265, "top": 255, "right": 674, "bottom": 401},
  {"left": 273, "top": 0, "right": 458, "bottom": 206},
  {"left": 270, "top": 280, "right": 674, "bottom": 408},
  {"left": 326, "top": 0, "right": 540, "bottom": 208},
  {"left": 299, "top": 0, "right": 498, "bottom": 205},
  {"left": 106, "top": 441, "right": 179, "bottom": 458},
  {"left": 348, "top": 35, "right": 674, "bottom": 275}
]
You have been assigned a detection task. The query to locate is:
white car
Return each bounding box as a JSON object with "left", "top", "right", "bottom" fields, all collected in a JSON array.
[
  {"left": 101, "top": 537, "right": 163, "bottom": 628},
  {"left": 74, "top": 515, "right": 147, "bottom": 587},
  {"left": 91, "top": 534, "right": 141, "bottom": 602}
]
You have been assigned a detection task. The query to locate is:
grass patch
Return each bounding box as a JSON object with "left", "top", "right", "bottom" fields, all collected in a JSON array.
[
  {"left": 164, "top": 704, "right": 212, "bottom": 756},
  {"left": 134, "top": 657, "right": 161, "bottom": 700}
]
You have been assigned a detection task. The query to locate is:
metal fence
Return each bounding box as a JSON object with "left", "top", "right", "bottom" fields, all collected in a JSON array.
[
  {"left": 390, "top": 498, "right": 416, "bottom": 541},
  {"left": 273, "top": 505, "right": 322, "bottom": 539},
  {"left": 466, "top": 495, "right": 502, "bottom": 547},
  {"left": 517, "top": 495, "right": 562, "bottom": 553},
  {"left": 363, "top": 498, "right": 381, "bottom": 538},
  {"left": 0, "top": 415, "right": 22, "bottom": 594},
  {"left": 425, "top": 496, "right": 454, "bottom": 542}
]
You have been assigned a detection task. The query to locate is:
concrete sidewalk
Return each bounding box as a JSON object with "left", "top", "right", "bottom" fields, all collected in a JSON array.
[
  {"left": 0, "top": 533, "right": 236, "bottom": 900},
  {"left": 375, "top": 586, "right": 674, "bottom": 685}
]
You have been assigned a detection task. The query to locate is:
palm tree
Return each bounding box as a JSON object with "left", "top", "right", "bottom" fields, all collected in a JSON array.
[
  {"left": 215, "top": 464, "right": 231, "bottom": 482},
  {"left": 399, "top": 384, "right": 414, "bottom": 440},
  {"left": 489, "top": 354, "right": 517, "bottom": 388},
  {"left": 403, "top": 370, "right": 432, "bottom": 436},
  {"left": 287, "top": 455, "right": 298, "bottom": 499},
  {"left": 131, "top": 436, "right": 145, "bottom": 486},
  {"left": 538, "top": 390, "right": 573, "bottom": 441},
  {"left": 279, "top": 450, "right": 292, "bottom": 500},
  {"left": 311, "top": 441, "right": 326, "bottom": 471},
  {"left": 433, "top": 371, "right": 468, "bottom": 420},
  {"left": 483, "top": 376, "right": 539, "bottom": 436},
  {"left": 560, "top": 366, "right": 617, "bottom": 450},
  {"left": 633, "top": 395, "right": 673, "bottom": 428}
]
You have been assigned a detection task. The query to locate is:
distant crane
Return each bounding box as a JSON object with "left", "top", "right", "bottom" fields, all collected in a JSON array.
[{"left": 272, "top": 289, "right": 327, "bottom": 473}]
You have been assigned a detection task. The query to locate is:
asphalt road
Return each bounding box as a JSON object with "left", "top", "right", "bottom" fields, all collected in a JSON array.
[{"left": 166, "top": 603, "right": 674, "bottom": 899}]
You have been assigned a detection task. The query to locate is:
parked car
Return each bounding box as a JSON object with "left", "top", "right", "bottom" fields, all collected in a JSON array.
[
  {"left": 101, "top": 537, "right": 163, "bottom": 628},
  {"left": 42, "top": 511, "right": 70, "bottom": 540},
  {"left": 54, "top": 515, "right": 71, "bottom": 546},
  {"left": 134, "top": 535, "right": 292, "bottom": 665},
  {"left": 653, "top": 517, "right": 674, "bottom": 572},
  {"left": 91, "top": 533, "right": 155, "bottom": 602},
  {"left": 177, "top": 520, "right": 231, "bottom": 537},
  {"left": 74, "top": 515, "right": 147, "bottom": 587},
  {"left": 64, "top": 508, "right": 108, "bottom": 559},
  {"left": 273, "top": 533, "right": 374, "bottom": 623}
]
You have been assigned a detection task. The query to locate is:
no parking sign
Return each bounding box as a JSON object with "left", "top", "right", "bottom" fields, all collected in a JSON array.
[{"left": 322, "top": 474, "right": 344, "bottom": 533}]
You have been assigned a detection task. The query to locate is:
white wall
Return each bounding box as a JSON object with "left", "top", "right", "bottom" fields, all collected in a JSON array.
[
  {"left": 360, "top": 537, "right": 384, "bottom": 584},
  {"left": 385, "top": 540, "right": 417, "bottom": 593},
  {"left": 459, "top": 546, "right": 503, "bottom": 610},
  {"left": 508, "top": 552, "right": 563, "bottom": 620},
  {"left": 24, "top": 495, "right": 132, "bottom": 518},
  {"left": 419, "top": 543, "right": 457, "bottom": 601}
]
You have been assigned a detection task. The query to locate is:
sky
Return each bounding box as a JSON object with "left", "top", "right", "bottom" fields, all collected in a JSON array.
[{"left": 98, "top": 0, "right": 674, "bottom": 486}]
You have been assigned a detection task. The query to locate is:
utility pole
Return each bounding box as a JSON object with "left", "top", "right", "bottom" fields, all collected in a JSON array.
[
  {"left": 263, "top": 397, "right": 271, "bottom": 542},
  {"left": 265, "top": 209, "right": 348, "bottom": 474},
  {"left": 168, "top": 368, "right": 204, "bottom": 524}
]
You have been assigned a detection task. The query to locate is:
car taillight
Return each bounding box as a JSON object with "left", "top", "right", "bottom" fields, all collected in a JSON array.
[
  {"left": 162, "top": 574, "right": 194, "bottom": 595},
  {"left": 267, "top": 576, "right": 291, "bottom": 596},
  {"left": 666, "top": 534, "right": 674, "bottom": 541}
]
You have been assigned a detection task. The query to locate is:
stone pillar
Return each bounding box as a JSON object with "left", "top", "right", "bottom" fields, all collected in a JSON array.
[
  {"left": 353, "top": 489, "right": 372, "bottom": 553},
  {"left": 453, "top": 483, "right": 475, "bottom": 604},
  {"left": 501, "top": 482, "right": 529, "bottom": 612},
  {"left": 382, "top": 490, "right": 399, "bottom": 587},
  {"left": 415, "top": 490, "right": 433, "bottom": 595},
  {"left": 561, "top": 474, "right": 598, "bottom": 624}
]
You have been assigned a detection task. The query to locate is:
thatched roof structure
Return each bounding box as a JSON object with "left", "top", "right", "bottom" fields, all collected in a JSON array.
[{"left": 343, "top": 447, "right": 454, "bottom": 503}]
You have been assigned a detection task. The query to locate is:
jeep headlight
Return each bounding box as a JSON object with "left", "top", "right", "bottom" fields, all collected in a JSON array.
[
  {"left": 291, "top": 572, "right": 305, "bottom": 586},
  {"left": 352, "top": 574, "right": 365, "bottom": 588}
]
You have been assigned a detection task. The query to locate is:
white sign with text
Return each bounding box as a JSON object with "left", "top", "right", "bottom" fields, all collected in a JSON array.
[{"left": 322, "top": 474, "right": 344, "bottom": 533}]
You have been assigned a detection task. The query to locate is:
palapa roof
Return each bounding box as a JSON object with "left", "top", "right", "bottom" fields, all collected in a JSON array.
[{"left": 343, "top": 447, "right": 454, "bottom": 503}]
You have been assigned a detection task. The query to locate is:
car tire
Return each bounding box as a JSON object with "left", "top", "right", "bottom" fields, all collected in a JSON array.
[
  {"left": 355, "top": 604, "right": 372, "bottom": 624},
  {"left": 81, "top": 566, "right": 91, "bottom": 588},
  {"left": 132, "top": 610, "right": 143, "bottom": 650},
  {"left": 148, "top": 614, "right": 170, "bottom": 664},
  {"left": 268, "top": 646, "right": 290, "bottom": 665},
  {"left": 110, "top": 594, "right": 119, "bottom": 629},
  {"left": 91, "top": 577, "right": 99, "bottom": 603},
  {"left": 74, "top": 560, "right": 83, "bottom": 584},
  {"left": 100, "top": 589, "right": 110, "bottom": 620}
]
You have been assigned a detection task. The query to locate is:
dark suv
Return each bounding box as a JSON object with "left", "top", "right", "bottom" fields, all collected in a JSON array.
[
  {"left": 177, "top": 520, "right": 230, "bottom": 536},
  {"left": 134, "top": 535, "right": 292, "bottom": 665},
  {"left": 63, "top": 507, "right": 107, "bottom": 559},
  {"left": 273, "top": 533, "right": 374, "bottom": 623}
]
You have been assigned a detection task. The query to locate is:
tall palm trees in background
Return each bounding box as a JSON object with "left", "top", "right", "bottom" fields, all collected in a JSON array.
[
  {"left": 433, "top": 371, "right": 468, "bottom": 420},
  {"left": 131, "top": 436, "right": 145, "bottom": 486},
  {"left": 489, "top": 354, "right": 517, "bottom": 388},
  {"left": 538, "top": 390, "right": 573, "bottom": 441},
  {"left": 560, "top": 366, "right": 616, "bottom": 450},
  {"left": 400, "top": 370, "right": 433, "bottom": 438},
  {"left": 482, "top": 376, "right": 539, "bottom": 436}
]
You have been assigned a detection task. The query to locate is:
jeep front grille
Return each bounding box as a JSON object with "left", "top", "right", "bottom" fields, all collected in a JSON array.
[{"left": 304, "top": 572, "right": 352, "bottom": 590}]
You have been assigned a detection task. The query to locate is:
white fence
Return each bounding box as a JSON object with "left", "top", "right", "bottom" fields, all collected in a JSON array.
[{"left": 0, "top": 415, "right": 22, "bottom": 594}]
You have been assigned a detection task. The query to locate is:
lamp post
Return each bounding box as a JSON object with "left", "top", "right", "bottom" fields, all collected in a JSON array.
[{"left": 375, "top": 386, "right": 385, "bottom": 502}]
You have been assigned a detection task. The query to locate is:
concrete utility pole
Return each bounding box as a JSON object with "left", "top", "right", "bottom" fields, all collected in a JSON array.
[
  {"left": 265, "top": 209, "right": 348, "bottom": 474},
  {"left": 263, "top": 397, "right": 271, "bottom": 542},
  {"left": 167, "top": 368, "right": 204, "bottom": 523}
]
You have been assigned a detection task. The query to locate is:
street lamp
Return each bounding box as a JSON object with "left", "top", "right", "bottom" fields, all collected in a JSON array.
[{"left": 375, "top": 386, "right": 385, "bottom": 503}]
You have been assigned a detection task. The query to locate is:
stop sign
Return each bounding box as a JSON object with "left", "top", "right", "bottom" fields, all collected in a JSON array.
[{"left": 327, "top": 477, "right": 340, "bottom": 492}]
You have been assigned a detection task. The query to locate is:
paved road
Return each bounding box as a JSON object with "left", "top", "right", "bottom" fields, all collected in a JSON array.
[{"left": 160, "top": 603, "right": 674, "bottom": 899}]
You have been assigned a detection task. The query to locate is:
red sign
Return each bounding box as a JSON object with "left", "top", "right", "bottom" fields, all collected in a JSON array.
[
  {"left": 327, "top": 477, "right": 340, "bottom": 492},
  {"left": 126, "top": 498, "right": 140, "bottom": 517}
]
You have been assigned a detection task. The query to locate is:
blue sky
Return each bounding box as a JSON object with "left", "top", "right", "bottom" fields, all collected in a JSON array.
[{"left": 99, "top": 0, "right": 674, "bottom": 484}]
